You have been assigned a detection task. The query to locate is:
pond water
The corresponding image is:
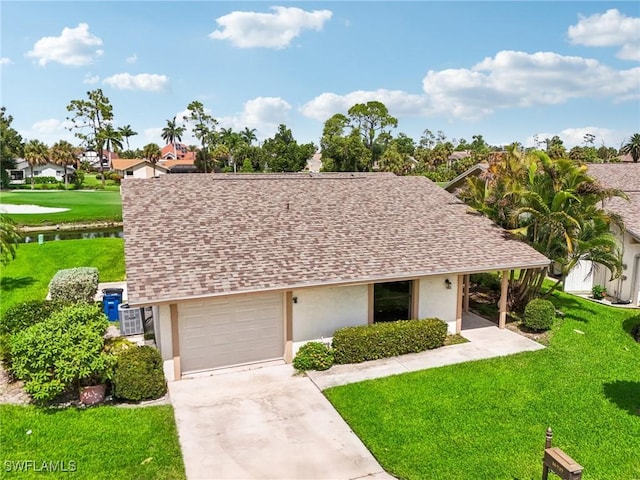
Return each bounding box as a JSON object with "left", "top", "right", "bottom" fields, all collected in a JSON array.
[{"left": 21, "top": 227, "right": 124, "bottom": 243}]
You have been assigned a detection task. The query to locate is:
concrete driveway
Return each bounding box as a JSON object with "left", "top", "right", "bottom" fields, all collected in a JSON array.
[{"left": 169, "top": 364, "right": 392, "bottom": 480}]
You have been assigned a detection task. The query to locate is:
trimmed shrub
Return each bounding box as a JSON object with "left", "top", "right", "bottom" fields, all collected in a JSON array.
[
  {"left": 113, "top": 346, "right": 167, "bottom": 402},
  {"left": 523, "top": 298, "right": 555, "bottom": 331},
  {"left": 292, "top": 342, "right": 334, "bottom": 371},
  {"left": 49, "top": 267, "right": 99, "bottom": 303},
  {"left": 1, "top": 300, "right": 70, "bottom": 335},
  {"left": 9, "top": 303, "right": 111, "bottom": 403},
  {"left": 332, "top": 318, "right": 448, "bottom": 364}
]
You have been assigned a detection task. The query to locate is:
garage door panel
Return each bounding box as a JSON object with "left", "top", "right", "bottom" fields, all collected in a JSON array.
[{"left": 179, "top": 293, "right": 284, "bottom": 373}]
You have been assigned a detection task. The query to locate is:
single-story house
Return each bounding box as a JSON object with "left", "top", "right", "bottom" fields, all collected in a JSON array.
[
  {"left": 564, "top": 163, "right": 640, "bottom": 305},
  {"left": 111, "top": 158, "right": 167, "bottom": 179},
  {"left": 8, "top": 160, "right": 75, "bottom": 184},
  {"left": 121, "top": 173, "right": 549, "bottom": 380}
]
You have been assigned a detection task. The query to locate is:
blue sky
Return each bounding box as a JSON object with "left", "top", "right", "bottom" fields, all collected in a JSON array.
[{"left": 1, "top": 1, "right": 639, "bottom": 151}]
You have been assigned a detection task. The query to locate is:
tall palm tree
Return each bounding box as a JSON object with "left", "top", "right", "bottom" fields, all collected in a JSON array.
[
  {"left": 98, "top": 124, "right": 123, "bottom": 164},
  {"left": 621, "top": 133, "right": 640, "bottom": 163},
  {"left": 161, "top": 117, "right": 185, "bottom": 160},
  {"left": 23, "top": 139, "right": 49, "bottom": 190},
  {"left": 241, "top": 127, "right": 257, "bottom": 146},
  {"left": 0, "top": 214, "right": 20, "bottom": 265},
  {"left": 118, "top": 125, "right": 137, "bottom": 150},
  {"left": 142, "top": 143, "right": 162, "bottom": 177},
  {"left": 50, "top": 140, "right": 76, "bottom": 190}
]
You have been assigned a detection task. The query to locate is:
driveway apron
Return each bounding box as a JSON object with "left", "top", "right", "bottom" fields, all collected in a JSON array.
[{"left": 169, "top": 364, "right": 391, "bottom": 480}]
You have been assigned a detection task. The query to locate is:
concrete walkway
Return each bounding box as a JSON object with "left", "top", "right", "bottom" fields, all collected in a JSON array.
[{"left": 307, "top": 312, "right": 545, "bottom": 390}]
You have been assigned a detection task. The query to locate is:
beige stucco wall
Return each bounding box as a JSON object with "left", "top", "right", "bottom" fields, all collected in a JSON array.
[{"left": 417, "top": 274, "right": 459, "bottom": 333}]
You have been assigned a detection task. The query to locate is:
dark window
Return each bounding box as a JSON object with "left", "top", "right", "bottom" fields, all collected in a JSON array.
[{"left": 374, "top": 281, "right": 412, "bottom": 323}]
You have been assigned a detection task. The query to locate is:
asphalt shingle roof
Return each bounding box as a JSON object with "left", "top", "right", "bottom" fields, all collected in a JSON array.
[
  {"left": 121, "top": 173, "right": 550, "bottom": 305},
  {"left": 587, "top": 163, "right": 640, "bottom": 239}
]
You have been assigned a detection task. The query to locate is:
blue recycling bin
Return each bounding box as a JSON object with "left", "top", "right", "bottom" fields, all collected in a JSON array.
[{"left": 102, "top": 288, "right": 124, "bottom": 321}]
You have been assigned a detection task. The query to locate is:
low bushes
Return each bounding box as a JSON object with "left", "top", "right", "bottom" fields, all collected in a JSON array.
[
  {"left": 292, "top": 342, "right": 334, "bottom": 371},
  {"left": 332, "top": 319, "right": 448, "bottom": 364},
  {"left": 9, "top": 303, "right": 112, "bottom": 403},
  {"left": 49, "top": 267, "right": 99, "bottom": 303},
  {"left": 523, "top": 298, "right": 555, "bottom": 331},
  {"left": 113, "top": 346, "right": 167, "bottom": 402}
]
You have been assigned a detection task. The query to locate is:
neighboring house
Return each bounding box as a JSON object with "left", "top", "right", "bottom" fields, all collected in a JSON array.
[
  {"left": 160, "top": 159, "right": 198, "bottom": 174},
  {"left": 444, "top": 163, "right": 488, "bottom": 193},
  {"left": 8, "top": 160, "right": 75, "bottom": 184},
  {"left": 447, "top": 150, "right": 471, "bottom": 166},
  {"left": 78, "top": 149, "right": 112, "bottom": 169},
  {"left": 111, "top": 158, "right": 167, "bottom": 179},
  {"left": 121, "top": 173, "right": 549, "bottom": 380},
  {"left": 564, "top": 163, "right": 640, "bottom": 305},
  {"left": 161, "top": 143, "right": 196, "bottom": 161},
  {"left": 306, "top": 152, "right": 323, "bottom": 173}
]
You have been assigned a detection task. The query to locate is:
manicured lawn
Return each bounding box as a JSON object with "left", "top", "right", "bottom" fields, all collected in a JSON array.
[
  {"left": 325, "top": 292, "right": 640, "bottom": 480},
  {"left": 0, "top": 190, "right": 122, "bottom": 226},
  {"left": 0, "top": 238, "right": 125, "bottom": 317},
  {"left": 0, "top": 404, "right": 185, "bottom": 479}
]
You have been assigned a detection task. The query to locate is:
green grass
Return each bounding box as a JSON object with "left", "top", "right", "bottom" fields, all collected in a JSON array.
[
  {"left": 0, "top": 190, "right": 122, "bottom": 226},
  {"left": 0, "top": 404, "right": 185, "bottom": 479},
  {"left": 0, "top": 238, "right": 125, "bottom": 317},
  {"left": 325, "top": 291, "right": 640, "bottom": 480},
  {"left": 81, "top": 174, "right": 121, "bottom": 191}
]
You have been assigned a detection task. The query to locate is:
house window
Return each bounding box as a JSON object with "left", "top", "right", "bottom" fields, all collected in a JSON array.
[
  {"left": 9, "top": 171, "right": 23, "bottom": 181},
  {"left": 126, "top": 170, "right": 134, "bottom": 176},
  {"left": 374, "top": 281, "right": 413, "bottom": 323}
]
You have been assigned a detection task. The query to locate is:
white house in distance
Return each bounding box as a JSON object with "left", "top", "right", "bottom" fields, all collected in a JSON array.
[
  {"left": 111, "top": 158, "right": 167, "bottom": 179},
  {"left": 8, "top": 160, "right": 74, "bottom": 185},
  {"left": 564, "top": 163, "right": 640, "bottom": 305},
  {"left": 121, "top": 173, "right": 549, "bottom": 380}
]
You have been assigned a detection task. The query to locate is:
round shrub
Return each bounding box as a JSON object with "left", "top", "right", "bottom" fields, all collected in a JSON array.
[
  {"left": 292, "top": 342, "right": 334, "bottom": 371},
  {"left": 524, "top": 298, "right": 556, "bottom": 331},
  {"left": 113, "top": 346, "right": 167, "bottom": 401}
]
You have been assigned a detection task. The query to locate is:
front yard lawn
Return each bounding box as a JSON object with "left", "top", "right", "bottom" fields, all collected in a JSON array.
[
  {"left": 0, "top": 404, "right": 185, "bottom": 479},
  {"left": 325, "top": 291, "right": 640, "bottom": 480},
  {"left": 0, "top": 238, "right": 125, "bottom": 317},
  {"left": 0, "top": 190, "right": 122, "bottom": 226}
]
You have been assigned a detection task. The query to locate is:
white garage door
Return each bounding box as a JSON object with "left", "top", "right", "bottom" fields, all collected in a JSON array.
[{"left": 179, "top": 293, "right": 284, "bottom": 373}]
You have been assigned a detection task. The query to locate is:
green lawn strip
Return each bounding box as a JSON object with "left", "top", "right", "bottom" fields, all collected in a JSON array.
[
  {"left": 0, "top": 238, "right": 125, "bottom": 317},
  {"left": 0, "top": 404, "right": 185, "bottom": 479},
  {"left": 0, "top": 191, "right": 122, "bottom": 226},
  {"left": 325, "top": 292, "right": 640, "bottom": 480}
]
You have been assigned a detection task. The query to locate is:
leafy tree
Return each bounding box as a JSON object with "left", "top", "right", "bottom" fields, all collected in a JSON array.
[
  {"left": 240, "top": 158, "right": 254, "bottom": 173},
  {"left": 347, "top": 101, "right": 398, "bottom": 170},
  {"left": 118, "top": 125, "right": 137, "bottom": 149},
  {"left": 119, "top": 148, "right": 143, "bottom": 159},
  {"left": 0, "top": 214, "right": 20, "bottom": 265},
  {"left": 378, "top": 143, "right": 411, "bottom": 175},
  {"left": 621, "top": 133, "right": 640, "bottom": 163},
  {"left": 320, "top": 114, "right": 370, "bottom": 172},
  {"left": 50, "top": 140, "right": 76, "bottom": 190},
  {"left": 183, "top": 101, "right": 217, "bottom": 173},
  {"left": 66, "top": 89, "right": 114, "bottom": 186},
  {"left": 23, "top": 139, "right": 49, "bottom": 189},
  {"left": 262, "top": 124, "right": 315, "bottom": 172},
  {"left": 391, "top": 133, "right": 416, "bottom": 156},
  {"left": 0, "top": 107, "right": 23, "bottom": 189},
  {"left": 98, "top": 123, "right": 122, "bottom": 164},
  {"left": 544, "top": 135, "right": 566, "bottom": 159},
  {"left": 142, "top": 143, "right": 162, "bottom": 177},
  {"left": 161, "top": 116, "right": 186, "bottom": 161}
]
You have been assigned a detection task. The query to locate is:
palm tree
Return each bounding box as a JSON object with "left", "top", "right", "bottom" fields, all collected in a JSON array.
[
  {"left": 50, "top": 140, "right": 76, "bottom": 190},
  {"left": 241, "top": 127, "right": 257, "bottom": 146},
  {"left": 118, "top": 125, "right": 137, "bottom": 150},
  {"left": 0, "top": 214, "right": 20, "bottom": 265},
  {"left": 161, "top": 117, "right": 185, "bottom": 160},
  {"left": 23, "top": 139, "right": 49, "bottom": 189},
  {"left": 620, "top": 133, "right": 640, "bottom": 163},
  {"left": 142, "top": 143, "right": 162, "bottom": 177},
  {"left": 98, "top": 124, "right": 123, "bottom": 164}
]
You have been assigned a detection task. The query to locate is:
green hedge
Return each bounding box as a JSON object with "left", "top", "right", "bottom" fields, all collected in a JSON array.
[
  {"left": 113, "top": 346, "right": 167, "bottom": 402},
  {"left": 332, "top": 318, "right": 448, "bottom": 364}
]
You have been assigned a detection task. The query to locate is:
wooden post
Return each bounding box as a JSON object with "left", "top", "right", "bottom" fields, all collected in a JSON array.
[
  {"left": 463, "top": 274, "right": 470, "bottom": 312},
  {"left": 499, "top": 270, "right": 509, "bottom": 329},
  {"left": 542, "top": 428, "right": 553, "bottom": 480},
  {"left": 456, "top": 275, "right": 463, "bottom": 333},
  {"left": 170, "top": 303, "right": 181, "bottom": 380},
  {"left": 284, "top": 292, "right": 293, "bottom": 363},
  {"left": 368, "top": 284, "right": 374, "bottom": 324}
]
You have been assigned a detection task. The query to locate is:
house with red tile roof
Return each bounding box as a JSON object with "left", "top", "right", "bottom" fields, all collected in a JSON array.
[
  {"left": 161, "top": 142, "right": 196, "bottom": 162},
  {"left": 564, "top": 163, "right": 640, "bottom": 305},
  {"left": 121, "top": 173, "right": 549, "bottom": 379}
]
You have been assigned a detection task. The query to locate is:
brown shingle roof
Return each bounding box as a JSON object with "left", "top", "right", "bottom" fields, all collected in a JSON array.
[
  {"left": 121, "top": 173, "right": 549, "bottom": 305},
  {"left": 587, "top": 163, "right": 640, "bottom": 239}
]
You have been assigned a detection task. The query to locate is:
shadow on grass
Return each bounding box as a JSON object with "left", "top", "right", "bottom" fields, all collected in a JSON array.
[
  {"left": 622, "top": 314, "right": 640, "bottom": 336},
  {"left": 603, "top": 380, "right": 640, "bottom": 417},
  {"left": 0, "top": 276, "right": 36, "bottom": 292}
]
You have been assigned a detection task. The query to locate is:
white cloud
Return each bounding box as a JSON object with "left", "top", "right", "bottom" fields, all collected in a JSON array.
[
  {"left": 26, "top": 23, "right": 103, "bottom": 66},
  {"left": 19, "top": 118, "right": 76, "bottom": 146},
  {"left": 526, "top": 127, "right": 626, "bottom": 149},
  {"left": 103, "top": 73, "right": 169, "bottom": 92},
  {"left": 422, "top": 50, "right": 639, "bottom": 119},
  {"left": 210, "top": 6, "right": 332, "bottom": 49},
  {"left": 126, "top": 53, "right": 138, "bottom": 64},
  {"left": 568, "top": 9, "right": 640, "bottom": 61},
  {"left": 0, "top": 57, "right": 12, "bottom": 65},
  {"left": 142, "top": 127, "right": 163, "bottom": 145},
  {"left": 83, "top": 73, "right": 99, "bottom": 85},
  {"left": 219, "top": 97, "right": 292, "bottom": 140},
  {"left": 299, "top": 89, "right": 429, "bottom": 122}
]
